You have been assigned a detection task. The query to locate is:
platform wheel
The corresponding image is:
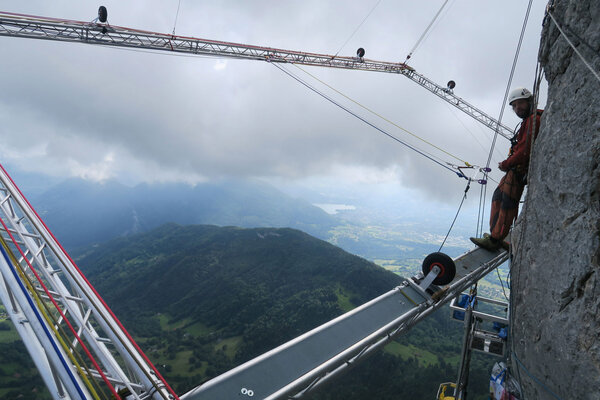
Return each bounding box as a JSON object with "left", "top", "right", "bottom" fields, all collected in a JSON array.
[{"left": 422, "top": 252, "right": 456, "bottom": 286}]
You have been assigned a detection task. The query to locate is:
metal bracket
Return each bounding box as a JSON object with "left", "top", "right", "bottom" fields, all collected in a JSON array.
[
  {"left": 418, "top": 265, "right": 441, "bottom": 291},
  {"left": 406, "top": 266, "right": 441, "bottom": 300}
]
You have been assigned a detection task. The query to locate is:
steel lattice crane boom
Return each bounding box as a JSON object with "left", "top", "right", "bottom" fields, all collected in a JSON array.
[
  {"left": 0, "top": 165, "right": 180, "bottom": 399},
  {"left": 0, "top": 10, "right": 513, "bottom": 139}
]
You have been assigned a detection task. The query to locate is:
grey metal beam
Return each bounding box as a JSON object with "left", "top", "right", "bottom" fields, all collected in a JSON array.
[{"left": 182, "top": 248, "right": 508, "bottom": 400}]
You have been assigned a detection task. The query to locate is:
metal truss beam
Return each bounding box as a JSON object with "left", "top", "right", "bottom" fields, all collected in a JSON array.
[
  {"left": 0, "top": 11, "right": 513, "bottom": 139},
  {"left": 0, "top": 164, "right": 175, "bottom": 400}
]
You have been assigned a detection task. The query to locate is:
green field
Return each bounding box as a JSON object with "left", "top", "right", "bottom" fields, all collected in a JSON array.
[
  {"left": 374, "top": 258, "right": 511, "bottom": 302},
  {"left": 385, "top": 341, "right": 440, "bottom": 367}
]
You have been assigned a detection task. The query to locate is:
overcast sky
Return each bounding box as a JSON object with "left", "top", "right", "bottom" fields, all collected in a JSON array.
[{"left": 0, "top": 1, "right": 549, "bottom": 203}]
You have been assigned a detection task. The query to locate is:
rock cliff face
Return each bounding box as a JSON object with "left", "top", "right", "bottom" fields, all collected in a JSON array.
[{"left": 511, "top": 1, "right": 600, "bottom": 399}]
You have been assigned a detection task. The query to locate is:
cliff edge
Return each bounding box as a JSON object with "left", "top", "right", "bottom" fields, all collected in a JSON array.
[{"left": 511, "top": 1, "right": 600, "bottom": 399}]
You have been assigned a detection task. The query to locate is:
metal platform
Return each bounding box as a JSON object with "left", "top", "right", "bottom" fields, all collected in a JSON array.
[{"left": 450, "top": 293, "right": 509, "bottom": 358}]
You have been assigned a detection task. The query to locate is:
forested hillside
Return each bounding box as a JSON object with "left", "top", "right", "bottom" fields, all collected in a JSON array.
[{"left": 76, "top": 224, "right": 403, "bottom": 362}]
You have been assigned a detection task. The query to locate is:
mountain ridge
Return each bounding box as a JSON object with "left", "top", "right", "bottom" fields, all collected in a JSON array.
[{"left": 32, "top": 178, "right": 337, "bottom": 249}]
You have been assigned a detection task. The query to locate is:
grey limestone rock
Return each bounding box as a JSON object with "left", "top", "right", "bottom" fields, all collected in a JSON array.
[{"left": 511, "top": 0, "right": 600, "bottom": 399}]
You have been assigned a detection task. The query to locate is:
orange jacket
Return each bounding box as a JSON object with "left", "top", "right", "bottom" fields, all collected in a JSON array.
[{"left": 499, "top": 109, "right": 543, "bottom": 172}]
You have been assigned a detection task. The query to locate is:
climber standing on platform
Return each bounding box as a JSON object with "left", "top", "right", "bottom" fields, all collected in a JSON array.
[{"left": 470, "top": 88, "right": 543, "bottom": 251}]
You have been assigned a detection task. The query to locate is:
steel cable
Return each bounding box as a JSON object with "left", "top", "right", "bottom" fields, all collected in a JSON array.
[
  {"left": 272, "top": 62, "right": 463, "bottom": 177},
  {"left": 477, "top": 0, "right": 534, "bottom": 237}
]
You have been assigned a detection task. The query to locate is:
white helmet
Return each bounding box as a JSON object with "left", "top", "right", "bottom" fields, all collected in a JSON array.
[{"left": 508, "top": 87, "right": 532, "bottom": 104}]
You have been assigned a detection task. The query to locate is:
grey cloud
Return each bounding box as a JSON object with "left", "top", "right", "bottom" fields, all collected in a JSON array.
[{"left": 0, "top": 0, "right": 548, "bottom": 201}]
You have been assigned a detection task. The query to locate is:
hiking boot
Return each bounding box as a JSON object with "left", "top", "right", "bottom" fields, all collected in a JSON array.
[
  {"left": 483, "top": 233, "right": 510, "bottom": 251},
  {"left": 470, "top": 235, "right": 501, "bottom": 251}
]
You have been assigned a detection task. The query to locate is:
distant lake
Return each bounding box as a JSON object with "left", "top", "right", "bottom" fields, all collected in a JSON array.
[{"left": 314, "top": 203, "right": 356, "bottom": 214}]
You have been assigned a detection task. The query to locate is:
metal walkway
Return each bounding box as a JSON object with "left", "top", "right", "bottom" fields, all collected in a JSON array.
[{"left": 183, "top": 247, "right": 508, "bottom": 400}]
